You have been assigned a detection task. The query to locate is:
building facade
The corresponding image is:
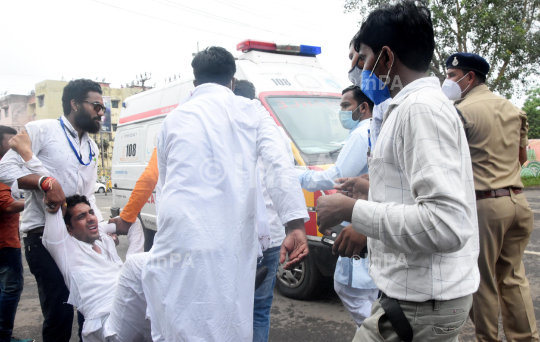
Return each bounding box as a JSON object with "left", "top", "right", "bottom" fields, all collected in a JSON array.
[{"left": 0, "top": 94, "right": 34, "bottom": 132}]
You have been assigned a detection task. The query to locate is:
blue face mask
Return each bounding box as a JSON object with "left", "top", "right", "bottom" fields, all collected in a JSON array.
[
  {"left": 360, "top": 50, "right": 394, "bottom": 105},
  {"left": 339, "top": 105, "right": 363, "bottom": 130}
]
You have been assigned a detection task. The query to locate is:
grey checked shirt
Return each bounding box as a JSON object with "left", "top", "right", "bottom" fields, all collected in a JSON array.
[{"left": 352, "top": 77, "right": 480, "bottom": 302}]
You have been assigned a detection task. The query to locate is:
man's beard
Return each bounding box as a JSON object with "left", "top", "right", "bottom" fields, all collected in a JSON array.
[{"left": 75, "top": 107, "right": 101, "bottom": 134}]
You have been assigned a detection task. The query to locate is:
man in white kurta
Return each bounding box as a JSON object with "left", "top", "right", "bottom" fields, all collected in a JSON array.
[
  {"left": 5, "top": 140, "right": 151, "bottom": 341},
  {"left": 142, "top": 46, "right": 309, "bottom": 342}
]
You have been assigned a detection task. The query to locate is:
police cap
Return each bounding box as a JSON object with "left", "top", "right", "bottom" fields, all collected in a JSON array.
[{"left": 445, "top": 53, "right": 490, "bottom": 77}]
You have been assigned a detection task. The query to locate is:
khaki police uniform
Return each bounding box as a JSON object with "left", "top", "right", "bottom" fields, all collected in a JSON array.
[{"left": 456, "top": 84, "right": 539, "bottom": 342}]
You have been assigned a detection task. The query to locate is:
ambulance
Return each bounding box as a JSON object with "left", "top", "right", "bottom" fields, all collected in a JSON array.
[{"left": 111, "top": 39, "right": 350, "bottom": 299}]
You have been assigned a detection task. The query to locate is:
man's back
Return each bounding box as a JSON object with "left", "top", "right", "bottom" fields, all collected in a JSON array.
[
  {"left": 456, "top": 84, "right": 527, "bottom": 191},
  {"left": 144, "top": 83, "right": 305, "bottom": 341}
]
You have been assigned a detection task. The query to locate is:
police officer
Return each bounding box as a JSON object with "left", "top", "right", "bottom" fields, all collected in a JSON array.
[{"left": 443, "top": 52, "right": 539, "bottom": 342}]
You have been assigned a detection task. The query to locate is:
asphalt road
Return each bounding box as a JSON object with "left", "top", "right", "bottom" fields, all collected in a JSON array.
[{"left": 12, "top": 191, "right": 540, "bottom": 341}]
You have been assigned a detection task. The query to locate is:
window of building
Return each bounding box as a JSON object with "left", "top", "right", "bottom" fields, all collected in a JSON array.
[
  {"left": 37, "top": 95, "right": 45, "bottom": 107},
  {"left": 112, "top": 100, "right": 119, "bottom": 108},
  {"left": 112, "top": 124, "right": 117, "bottom": 132},
  {"left": 3, "top": 107, "right": 8, "bottom": 117}
]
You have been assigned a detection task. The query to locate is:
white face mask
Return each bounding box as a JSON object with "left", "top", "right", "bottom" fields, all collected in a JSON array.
[
  {"left": 441, "top": 73, "right": 470, "bottom": 101},
  {"left": 348, "top": 66, "right": 362, "bottom": 86}
]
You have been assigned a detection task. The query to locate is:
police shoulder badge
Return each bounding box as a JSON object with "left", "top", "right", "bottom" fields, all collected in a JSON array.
[{"left": 452, "top": 57, "right": 459, "bottom": 66}]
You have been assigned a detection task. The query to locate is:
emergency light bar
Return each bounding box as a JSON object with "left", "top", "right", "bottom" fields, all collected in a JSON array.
[{"left": 236, "top": 39, "right": 321, "bottom": 56}]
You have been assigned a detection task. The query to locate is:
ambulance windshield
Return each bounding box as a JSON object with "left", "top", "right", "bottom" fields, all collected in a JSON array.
[{"left": 266, "top": 96, "right": 349, "bottom": 157}]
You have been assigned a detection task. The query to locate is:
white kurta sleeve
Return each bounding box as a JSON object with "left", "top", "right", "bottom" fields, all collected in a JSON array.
[{"left": 254, "top": 102, "right": 308, "bottom": 226}]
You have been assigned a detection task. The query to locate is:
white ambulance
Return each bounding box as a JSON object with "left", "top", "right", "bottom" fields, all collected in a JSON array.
[{"left": 111, "top": 39, "right": 350, "bottom": 299}]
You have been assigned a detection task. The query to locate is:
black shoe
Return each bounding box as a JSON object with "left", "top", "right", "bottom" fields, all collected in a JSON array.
[{"left": 255, "top": 266, "right": 268, "bottom": 290}]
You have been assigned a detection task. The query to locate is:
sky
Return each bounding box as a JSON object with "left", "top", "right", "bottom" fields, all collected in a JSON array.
[
  {"left": 0, "top": 0, "right": 532, "bottom": 107},
  {"left": 0, "top": 0, "right": 361, "bottom": 94}
]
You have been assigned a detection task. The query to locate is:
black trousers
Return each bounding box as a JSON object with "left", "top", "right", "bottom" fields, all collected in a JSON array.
[{"left": 24, "top": 233, "right": 76, "bottom": 342}]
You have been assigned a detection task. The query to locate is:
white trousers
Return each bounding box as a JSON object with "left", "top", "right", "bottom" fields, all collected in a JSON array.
[
  {"left": 334, "top": 280, "right": 379, "bottom": 329},
  {"left": 86, "top": 253, "right": 152, "bottom": 342}
]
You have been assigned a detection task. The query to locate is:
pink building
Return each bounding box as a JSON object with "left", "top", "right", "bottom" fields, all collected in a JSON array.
[{"left": 0, "top": 94, "right": 34, "bottom": 131}]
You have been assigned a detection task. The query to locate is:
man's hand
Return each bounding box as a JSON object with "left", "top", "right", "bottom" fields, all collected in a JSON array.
[
  {"left": 280, "top": 219, "right": 309, "bottom": 270},
  {"left": 9, "top": 130, "right": 33, "bottom": 162},
  {"left": 333, "top": 224, "right": 367, "bottom": 258},
  {"left": 334, "top": 174, "right": 369, "bottom": 200},
  {"left": 108, "top": 216, "right": 132, "bottom": 235},
  {"left": 44, "top": 183, "right": 66, "bottom": 213},
  {"left": 316, "top": 194, "right": 356, "bottom": 233}
]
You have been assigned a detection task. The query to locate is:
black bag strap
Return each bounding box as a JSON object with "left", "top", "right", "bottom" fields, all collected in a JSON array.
[{"left": 379, "top": 293, "right": 413, "bottom": 342}]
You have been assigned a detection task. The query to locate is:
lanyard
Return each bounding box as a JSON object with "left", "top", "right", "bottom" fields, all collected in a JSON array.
[
  {"left": 59, "top": 118, "right": 93, "bottom": 166},
  {"left": 367, "top": 125, "right": 372, "bottom": 159}
]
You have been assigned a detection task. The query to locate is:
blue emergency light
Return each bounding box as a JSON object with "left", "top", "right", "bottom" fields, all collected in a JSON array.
[
  {"left": 300, "top": 45, "right": 322, "bottom": 55},
  {"left": 237, "top": 39, "right": 321, "bottom": 56}
]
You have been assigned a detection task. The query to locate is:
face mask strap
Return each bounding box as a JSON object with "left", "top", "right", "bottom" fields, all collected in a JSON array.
[
  {"left": 369, "top": 50, "right": 385, "bottom": 77},
  {"left": 370, "top": 49, "right": 394, "bottom": 86},
  {"left": 352, "top": 104, "right": 365, "bottom": 121},
  {"left": 457, "top": 72, "right": 471, "bottom": 94},
  {"left": 384, "top": 51, "right": 395, "bottom": 85}
]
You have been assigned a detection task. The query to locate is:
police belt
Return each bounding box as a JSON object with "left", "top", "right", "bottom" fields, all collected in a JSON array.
[{"left": 475, "top": 187, "right": 522, "bottom": 200}]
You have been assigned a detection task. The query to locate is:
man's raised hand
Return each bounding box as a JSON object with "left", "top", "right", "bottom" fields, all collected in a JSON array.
[
  {"left": 44, "top": 183, "right": 66, "bottom": 213},
  {"left": 9, "top": 130, "right": 33, "bottom": 162}
]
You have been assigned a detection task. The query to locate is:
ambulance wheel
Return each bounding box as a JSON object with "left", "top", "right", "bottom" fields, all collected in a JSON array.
[{"left": 275, "top": 254, "right": 322, "bottom": 300}]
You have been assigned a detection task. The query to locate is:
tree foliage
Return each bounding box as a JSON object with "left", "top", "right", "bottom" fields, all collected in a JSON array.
[
  {"left": 343, "top": 0, "right": 540, "bottom": 98},
  {"left": 524, "top": 88, "right": 540, "bottom": 139}
]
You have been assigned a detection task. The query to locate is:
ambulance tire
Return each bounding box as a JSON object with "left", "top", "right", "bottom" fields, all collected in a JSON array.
[{"left": 275, "top": 254, "right": 323, "bottom": 300}]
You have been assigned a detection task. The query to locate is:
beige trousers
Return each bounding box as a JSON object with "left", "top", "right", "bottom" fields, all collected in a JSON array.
[
  {"left": 353, "top": 294, "right": 472, "bottom": 342},
  {"left": 471, "top": 191, "right": 538, "bottom": 342}
]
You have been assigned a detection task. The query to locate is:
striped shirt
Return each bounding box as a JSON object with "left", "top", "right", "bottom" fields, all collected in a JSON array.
[{"left": 352, "top": 77, "right": 480, "bottom": 301}]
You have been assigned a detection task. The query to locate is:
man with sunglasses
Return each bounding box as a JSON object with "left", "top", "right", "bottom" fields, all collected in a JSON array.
[{"left": 0, "top": 79, "right": 105, "bottom": 342}]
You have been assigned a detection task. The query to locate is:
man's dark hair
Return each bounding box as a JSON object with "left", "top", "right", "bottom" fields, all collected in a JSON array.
[
  {"left": 233, "top": 80, "right": 256, "bottom": 100},
  {"left": 191, "top": 46, "right": 236, "bottom": 86},
  {"left": 0, "top": 125, "right": 17, "bottom": 142},
  {"left": 62, "top": 79, "right": 102, "bottom": 116},
  {"left": 354, "top": 1, "right": 435, "bottom": 72},
  {"left": 342, "top": 85, "right": 375, "bottom": 112},
  {"left": 460, "top": 68, "right": 487, "bottom": 84},
  {"left": 64, "top": 194, "right": 91, "bottom": 227}
]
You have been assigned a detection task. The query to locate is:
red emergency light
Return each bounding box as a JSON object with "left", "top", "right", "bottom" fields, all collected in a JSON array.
[
  {"left": 236, "top": 40, "right": 277, "bottom": 52},
  {"left": 236, "top": 39, "right": 322, "bottom": 55}
]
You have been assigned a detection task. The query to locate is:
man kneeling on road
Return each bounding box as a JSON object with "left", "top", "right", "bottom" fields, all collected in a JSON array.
[{"left": 8, "top": 133, "right": 151, "bottom": 342}]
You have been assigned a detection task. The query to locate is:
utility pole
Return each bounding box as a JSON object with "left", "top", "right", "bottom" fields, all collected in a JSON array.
[{"left": 135, "top": 72, "right": 152, "bottom": 91}]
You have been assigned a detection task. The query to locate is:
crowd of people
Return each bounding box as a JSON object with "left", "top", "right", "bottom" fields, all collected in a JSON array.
[{"left": 0, "top": 1, "right": 537, "bottom": 341}]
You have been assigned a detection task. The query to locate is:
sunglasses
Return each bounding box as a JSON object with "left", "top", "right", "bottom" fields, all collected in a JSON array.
[{"left": 83, "top": 101, "right": 106, "bottom": 113}]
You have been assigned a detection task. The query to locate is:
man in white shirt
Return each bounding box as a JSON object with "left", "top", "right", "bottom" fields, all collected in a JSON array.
[
  {"left": 142, "top": 46, "right": 309, "bottom": 342},
  {"left": 0, "top": 79, "right": 105, "bottom": 341},
  {"left": 45, "top": 195, "right": 149, "bottom": 342},
  {"left": 233, "top": 80, "right": 297, "bottom": 342},
  {"left": 297, "top": 85, "right": 378, "bottom": 328},
  {"left": 316, "top": 2, "right": 479, "bottom": 341}
]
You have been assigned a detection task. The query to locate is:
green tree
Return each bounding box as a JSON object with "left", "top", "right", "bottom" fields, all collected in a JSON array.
[
  {"left": 524, "top": 88, "right": 540, "bottom": 139},
  {"left": 344, "top": 0, "right": 540, "bottom": 98}
]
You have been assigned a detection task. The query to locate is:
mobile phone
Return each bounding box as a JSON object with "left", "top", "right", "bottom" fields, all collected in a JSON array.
[{"left": 321, "top": 225, "right": 345, "bottom": 247}]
